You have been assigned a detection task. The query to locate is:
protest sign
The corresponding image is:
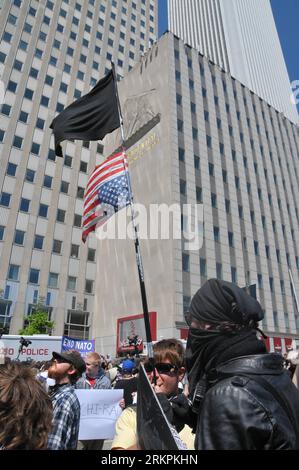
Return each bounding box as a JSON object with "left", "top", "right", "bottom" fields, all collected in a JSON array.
[
  {"left": 61, "top": 335, "right": 95, "bottom": 357},
  {"left": 75, "top": 389, "right": 123, "bottom": 440},
  {"left": 137, "top": 364, "right": 185, "bottom": 450}
]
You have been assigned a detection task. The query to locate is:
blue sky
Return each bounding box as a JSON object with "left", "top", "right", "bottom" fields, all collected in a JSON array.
[{"left": 158, "top": 0, "right": 299, "bottom": 109}]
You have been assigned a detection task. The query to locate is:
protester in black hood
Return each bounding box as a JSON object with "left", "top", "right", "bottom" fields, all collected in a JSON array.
[
  {"left": 185, "top": 278, "right": 299, "bottom": 450},
  {"left": 186, "top": 278, "right": 266, "bottom": 398}
]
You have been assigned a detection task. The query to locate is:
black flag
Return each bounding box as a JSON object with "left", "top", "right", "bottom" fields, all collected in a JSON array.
[{"left": 50, "top": 70, "right": 120, "bottom": 157}]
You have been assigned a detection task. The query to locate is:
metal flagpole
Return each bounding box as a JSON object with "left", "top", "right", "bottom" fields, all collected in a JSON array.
[{"left": 111, "top": 63, "right": 154, "bottom": 359}]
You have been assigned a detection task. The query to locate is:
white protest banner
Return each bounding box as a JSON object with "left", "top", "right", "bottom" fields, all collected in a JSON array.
[{"left": 75, "top": 389, "right": 123, "bottom": 440}]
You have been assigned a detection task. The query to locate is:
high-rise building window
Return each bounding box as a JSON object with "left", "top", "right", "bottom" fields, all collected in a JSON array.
[
  {"left": 6, "top": 162, "right": 17, "bottom": 176},
  {"left": 74, "top": 214, "right": 82, "bottom": 227},
  {"left": 231, "top": 267, "right": 237, "bottom": 283},
  {"left": 39, "top": 204, "right": 49, "bottom": 218},
  {"left": 180, "top": 180, "right": 186, "bottom": 196},
  {"left": 200, "top": 258, "right": 207, "bottom": 277},
  {"left": 43, "top": 175, "right": 52, "bottom": 188},
  {"left": 60, "top": 181, "right": 69, "bottom": 194},
  {"left": 36, "top": 118, "right": 45, "bottom": 130},
  {"left": 71, "top": 244, "right": 79, "bottom": 258},
  {"left": 3, "top": 32, "right": 12, "bottom": 43},
  {"left": 34, "top": 235, "right": 44, "bottom": 250},
  {"left": 77, "top": 187, "right": 85, "bottom": 199},
  {"left": 41, "top": 96, "right": 49, "bottom": 107},
  {"left": 225, "top": 200, "right": 230, "bottom": 214},
  {"left": 29, "top": 269, "right": 40, "bottom": 285},
  {"left": 177, "top": 120, "right": 183, "bottom": 132},
  {"left": 67, "top": 276, "right": 77, "bottom": 290},
  {"left": 7, "top": 14, "right": 17, "bottom": 26},
  {"left": 64, "top": 155, "right": 72, "bottom": 167},
  {"left": 79, "top": 161, "right": 88, "bottom": 173},
  {"left": 47, "top": 149, "right": 56, "bottom": 161},
  {"left": 0, "top": 51, "right": 6, "bottom": 63},
  {"left": 8, "top": 264, "right": 19, "bottom": 281},
  {"left": 228, "top": 232, "right": 234, "bottom": 247},
  {"left": 48, "top": 273, "right": 59, "bottom": 288},
  {"left": 57, "top": 209, "right": 66, "bottom": 223},
  {"left": 182, "top": 253, "right": 189, "bottom": 272},
  {"left": 258, "top": 274, "right": 263, "bottom": 289},
  {"left": 213, "top": 226, "right": 220, "bottom": 243},
  {"left": 31, "top": 142, "right": 40, "bottom": 155},
  {"left": 19, "top": 198, "right": 30, "bottom": 212},
  {"left": 273, "top": 311, "right": 279, "bottom": 329},
  {"left": 178, "top": 148, "right": 185, "bottom": 162},
  {"left": 13, "top": 59, "right": 23, "bottom": 71},
  {"left": 85, "top": 280, "right": 94, "bottom": 294},
  {"left": 25, "top": 169, "right": 35, "bottom": 182},
  {"left": 87, "top": 249, "right": 96, "bottom": 262},
  {"left": 211, "top": 193, "right": 217, "bottom": 208},
  {"left": 194, "top": 156, "right": 200, "bottom": 170},
  {"left": 19, "top": 40, "right": 28, "bottom": 51},
  {"left": 19, "top": 111, "right": 28, "bottom": 123},
  {"left": 52, "top": 240, "right": 62, "bottom": 254},
  {"left": 284, "top": 312, "right": 289, "bottom": 329},
  {"left": 14, "top": 230, "right": 25, "bottom": 245},
  {"left": 216, "top": 263, "right": 222, "bottom": 280}
]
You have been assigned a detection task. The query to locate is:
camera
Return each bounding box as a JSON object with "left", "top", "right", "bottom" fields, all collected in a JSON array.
[{"left": 19, "top": 337, "right": 32, "bottom": 348}]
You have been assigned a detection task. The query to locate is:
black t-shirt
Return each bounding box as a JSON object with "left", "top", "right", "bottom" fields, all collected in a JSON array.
[{"left": 114, "top": 377, "right": 138, "bottom": 407}]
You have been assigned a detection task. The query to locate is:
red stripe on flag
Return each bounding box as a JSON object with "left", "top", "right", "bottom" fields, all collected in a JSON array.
[{"left": 82, "top": 151, "right": 129, "bottom": 243}]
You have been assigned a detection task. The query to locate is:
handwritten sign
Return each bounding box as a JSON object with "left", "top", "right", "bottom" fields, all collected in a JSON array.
[
  {"left": 61, "top": 335, "right": 95, "bottom": 357},
  {"left": 75, "top": 389, "right": 123, "bottom": 440}
]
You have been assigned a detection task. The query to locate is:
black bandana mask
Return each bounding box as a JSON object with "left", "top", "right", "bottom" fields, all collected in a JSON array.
[{"left": 186, "top": 279, "right": 267, "bottom": 397}]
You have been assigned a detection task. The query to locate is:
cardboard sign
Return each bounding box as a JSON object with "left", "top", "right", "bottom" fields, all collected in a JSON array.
[{"left": 75, "top": 389, "right": 123, "bottom": 440}]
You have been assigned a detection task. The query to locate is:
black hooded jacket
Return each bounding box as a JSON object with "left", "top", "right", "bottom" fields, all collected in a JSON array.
[{"left": 196, "top": 353, "right": 299, "bottom": 450}]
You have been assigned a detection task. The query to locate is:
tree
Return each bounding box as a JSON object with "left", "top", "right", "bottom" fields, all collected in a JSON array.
[{"left": 19, "top": 299, "right": 55, "bottom": 335}]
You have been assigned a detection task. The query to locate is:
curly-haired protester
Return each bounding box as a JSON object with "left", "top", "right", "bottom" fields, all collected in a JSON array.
[
  {"left": 185, "top": 278, "right": 299, "bottom": 450},
  {"left": 0, "top": 362, "right": 53, "bottom": 450}
]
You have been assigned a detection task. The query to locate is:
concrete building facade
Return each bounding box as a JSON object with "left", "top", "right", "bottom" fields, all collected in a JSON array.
[
  {"left": 167, "top": 0, "right": 298, "bottom": 124},
  {"left": 0, "top": 0, "right": 157, "bottom": 337},
  {"left": 94, "top": 32, "right": 299, "bottom": 355}
]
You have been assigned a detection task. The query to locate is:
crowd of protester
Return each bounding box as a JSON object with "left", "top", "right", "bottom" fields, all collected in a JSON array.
[{"left": 1, "top": 279, "right": 299, "bottom": 450}]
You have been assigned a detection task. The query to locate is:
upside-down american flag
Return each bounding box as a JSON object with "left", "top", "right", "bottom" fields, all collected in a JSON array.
[{"left": 82, "top": 151, "right": 131, "bottom": 242}]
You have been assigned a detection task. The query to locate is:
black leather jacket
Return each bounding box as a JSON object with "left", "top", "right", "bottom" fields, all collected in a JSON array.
[{"left": 196, "top": 354, "right": 299, "bottom": 450}]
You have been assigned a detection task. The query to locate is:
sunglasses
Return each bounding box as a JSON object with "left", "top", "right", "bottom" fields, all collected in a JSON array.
[{"left": 144, "top": 362, "right": 179, "bottom": 375}]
